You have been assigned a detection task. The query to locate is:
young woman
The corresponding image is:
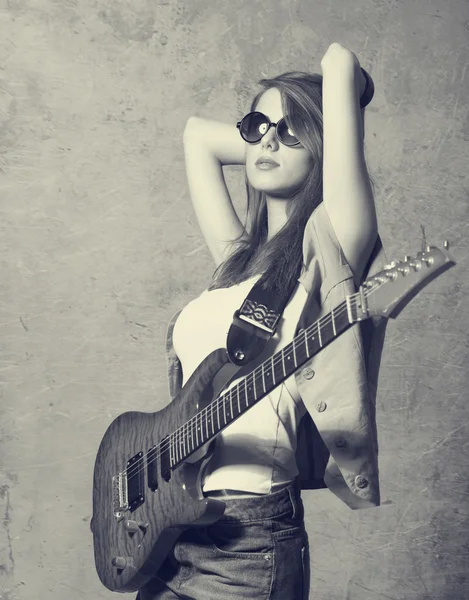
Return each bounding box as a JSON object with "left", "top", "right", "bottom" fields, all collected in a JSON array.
[{"left": 138, "top": 42, "right": 386, "bottom": 600}]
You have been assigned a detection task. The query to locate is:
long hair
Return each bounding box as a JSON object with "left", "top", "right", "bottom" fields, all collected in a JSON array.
[{"left": 209, "top": 71, "right": 324, "bottom": 293}]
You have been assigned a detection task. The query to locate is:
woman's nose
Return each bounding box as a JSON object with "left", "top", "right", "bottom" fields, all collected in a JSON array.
[{"left": 261, "top": 124, "right": 278, "bottom": 149}]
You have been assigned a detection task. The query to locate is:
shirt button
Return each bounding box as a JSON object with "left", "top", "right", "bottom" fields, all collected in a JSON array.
[
  {"left": 355, "top": 475, "right": 369, "bottom": 489},
  {"left": 302, "top": 367, "right": 315, "bottom": 380},
  {"left": 316, "top": 401, "right": 327, "bottom": 412},
  {"left": 335, "top": 437, "right": 347, "bottom": 448}
]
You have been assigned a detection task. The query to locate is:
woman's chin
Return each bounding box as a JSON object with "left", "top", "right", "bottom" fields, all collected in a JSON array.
[
  {"left": 249, "top": 180, "right": 297, "bottom": 198},
  {"left": 248, "top": 175, "right": 285, "bottom": 194}
]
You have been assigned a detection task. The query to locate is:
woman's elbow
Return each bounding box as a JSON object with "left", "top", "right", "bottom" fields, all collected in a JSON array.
[{"left": 183, "top": 116, "right": 200, "bottom": 143}]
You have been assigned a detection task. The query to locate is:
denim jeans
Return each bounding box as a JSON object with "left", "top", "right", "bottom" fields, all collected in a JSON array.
[{"left": 137, "top": 477, "right": 310, "bottom": 600}]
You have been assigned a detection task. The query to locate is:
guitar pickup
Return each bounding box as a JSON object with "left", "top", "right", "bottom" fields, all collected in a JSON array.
[
  {"left": 147, "top": 445, "right": 158, "bottom": 491},
  {"left": 160, "top": 436, "right": 171, "bottom": 481},
  {"left": 126, "top": 451, "right": 145, "bottom": 512}
]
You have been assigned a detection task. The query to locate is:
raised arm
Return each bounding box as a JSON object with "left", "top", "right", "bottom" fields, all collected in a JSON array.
[
  {"left": 321, "top": 43, "right": 378, "bottom": 286},
  {"left": 183, "top": 117, "right": 248, "bottom": 266}
]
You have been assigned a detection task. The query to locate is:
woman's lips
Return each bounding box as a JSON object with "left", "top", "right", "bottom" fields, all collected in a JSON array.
[{"left": 255, "top": 157, "right": 280, "bottom": 169}]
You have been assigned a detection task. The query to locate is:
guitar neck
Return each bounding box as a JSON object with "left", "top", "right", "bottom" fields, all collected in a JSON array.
[{"left": 168, "top": 291, "right": 366, "bottom": 469}]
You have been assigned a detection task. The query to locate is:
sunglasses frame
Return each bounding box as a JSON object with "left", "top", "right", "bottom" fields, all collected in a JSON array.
[{"left": 236, "top": 111, "right": 301, "bottom": 147}]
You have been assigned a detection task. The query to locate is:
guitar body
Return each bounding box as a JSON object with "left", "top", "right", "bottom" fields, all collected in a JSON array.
[{"left": 91, "top": 349, "right": 231, "bottom": 592}]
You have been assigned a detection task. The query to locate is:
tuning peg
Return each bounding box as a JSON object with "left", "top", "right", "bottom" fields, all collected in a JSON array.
[
  {"left": 425, "top": 245, "right": 431, "bottom": 253},
  {"left": 443, "top": 240, "right": 449, "bottom": 249},
  {"left": 408, "top": 259, "right": 422, "bottom": 271},
  {"left": 421, "top": 255, "right": 434, "bottom": 265},
  {"left": 404, "top": 255, "right": 412, "bottom": 262}
]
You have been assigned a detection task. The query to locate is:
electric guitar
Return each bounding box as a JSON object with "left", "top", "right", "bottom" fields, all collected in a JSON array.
[{"left": 91, "top": 243, "right": 455, "bottom": 592}]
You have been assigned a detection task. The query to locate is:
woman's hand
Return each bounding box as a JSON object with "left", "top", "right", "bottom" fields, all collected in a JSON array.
[{"left": 320, "top": 43, "right": 367, "bottom": 97}]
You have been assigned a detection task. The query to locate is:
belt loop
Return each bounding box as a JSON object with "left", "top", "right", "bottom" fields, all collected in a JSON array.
[{"left": 287, "top": 482, "right": 297, "bottom": 520}]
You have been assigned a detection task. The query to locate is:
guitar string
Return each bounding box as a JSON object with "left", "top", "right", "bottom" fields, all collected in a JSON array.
[
  {"left": 119, "top": 284, "right": 384, "bottom": 483},
  {"left": 118, "top": 296, "right": 354, "bottom": 483},
  {"left": 119, "top": 282, "right": 386, "bottom": 482}
]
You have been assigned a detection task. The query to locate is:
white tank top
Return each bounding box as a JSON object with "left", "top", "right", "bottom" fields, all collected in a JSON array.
[{"left": 172, "top": 275, "right": 308, "bottom": 495}]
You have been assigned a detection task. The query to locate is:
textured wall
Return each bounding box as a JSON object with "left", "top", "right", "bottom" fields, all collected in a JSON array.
[{"left": 0, "top": 1, "right": 468, "bottom": 599}]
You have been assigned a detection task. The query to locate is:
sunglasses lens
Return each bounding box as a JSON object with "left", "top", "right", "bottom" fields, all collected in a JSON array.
[
  {"left": 239, "top": 112, "right": 270, "bottom": 143},
  {"left": 277, "top": 118, "right": 300, "bottom": 146}
]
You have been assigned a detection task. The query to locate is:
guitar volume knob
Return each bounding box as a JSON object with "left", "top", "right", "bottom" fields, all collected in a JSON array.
[
  {"left": 112, "top": 556, "right": 127, "bottom": 569},
  {"left": 124, "top": 520, "right": 140, "bottom": 533},
  {"left": 124, "top": 519, "right": 148, "bottom": 534}
]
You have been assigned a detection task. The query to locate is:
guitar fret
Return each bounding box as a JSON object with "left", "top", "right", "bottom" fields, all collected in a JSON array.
[
  {"left": 346, "top": 295, "right": 353, "bottom": 323},
  {"left": 304, "top": 329, "right": 310, "bottom": 357},
  {"left": 175, "top": 432, "right": 180, "bottom": 464},
  {"left": 179, "top": 424, "right": 183, "bottom": 461},
  {"left": 169, "top": 434, "right": 174, "bottom": 467},
  {"left": 318, "top": 321, "right": 322, "bottom": 347},
  {"left": 241, "top": 380, "right": 245, "bottom": 413},
  {"left": 261, "top": 363, "right": 266, "bottom": 393},
  {"left": 204, "top": 408, "right": 209, "bottom": 441},
  {"left": 252, "top": 373, "right": 257, "bottom": 401},
  {"left": 281, "top": 348, "right": 286, "bottom": 377},
  {"left": 271, "top": 357, "right": 276, "bottom": 385},
  {"left": 190, "top": 419, "right": 194, "bottom": 453},
  {"left": 179, "top": 424, "right": 183, "bottom": 460},
  {"left": 292, "top": 338, "right": 297, "bottom": 367},
  {"left": 331, "top": 307, "right": 336, "bottom": 336},
  {"left": 182, "top": 424, "right": 186, "bottom": 459},
  {"left": 229, "top": 388, "right": 234, "bottom": 419}
]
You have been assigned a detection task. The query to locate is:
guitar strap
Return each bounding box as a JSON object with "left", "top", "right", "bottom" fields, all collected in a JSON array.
[{"left": 226, "top": 262, "right": 302, "bottom": 366}]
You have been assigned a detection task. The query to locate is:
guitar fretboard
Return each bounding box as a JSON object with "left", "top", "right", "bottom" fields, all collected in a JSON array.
[{"left": 163, "top": 293, "right": 359, "bottom": 469}]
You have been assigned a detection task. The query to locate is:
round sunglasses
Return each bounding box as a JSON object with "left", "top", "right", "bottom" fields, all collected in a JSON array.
[{"left": 236, "top": 111, "right": 301, "bottom": 147}]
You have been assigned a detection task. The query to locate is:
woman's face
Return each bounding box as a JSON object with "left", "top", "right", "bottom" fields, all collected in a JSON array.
[{"left": 245, "top": 87, "right": 314, "bottom": 198}]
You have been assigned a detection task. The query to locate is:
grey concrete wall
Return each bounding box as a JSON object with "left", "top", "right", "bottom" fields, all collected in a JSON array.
[{"left": 0, "top": 1, "right": 468, "bottom": 599}]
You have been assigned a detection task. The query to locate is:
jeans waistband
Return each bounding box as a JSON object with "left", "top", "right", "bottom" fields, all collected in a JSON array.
[{"left": 206, "top": 477, "right": 303, "bottom": 523}]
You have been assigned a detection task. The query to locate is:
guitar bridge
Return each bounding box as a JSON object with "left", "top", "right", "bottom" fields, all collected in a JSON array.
[
  {"left": 113, "top": 471, "right": 129, "bottom": 515},
  {"left": 112, "top": 451, "right": 146, "bottom": 516}
]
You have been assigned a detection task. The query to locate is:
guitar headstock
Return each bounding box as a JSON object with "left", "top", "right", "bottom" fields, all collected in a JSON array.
[{"left": 355, "top": 242, "right": 456, "bottom": 320}]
